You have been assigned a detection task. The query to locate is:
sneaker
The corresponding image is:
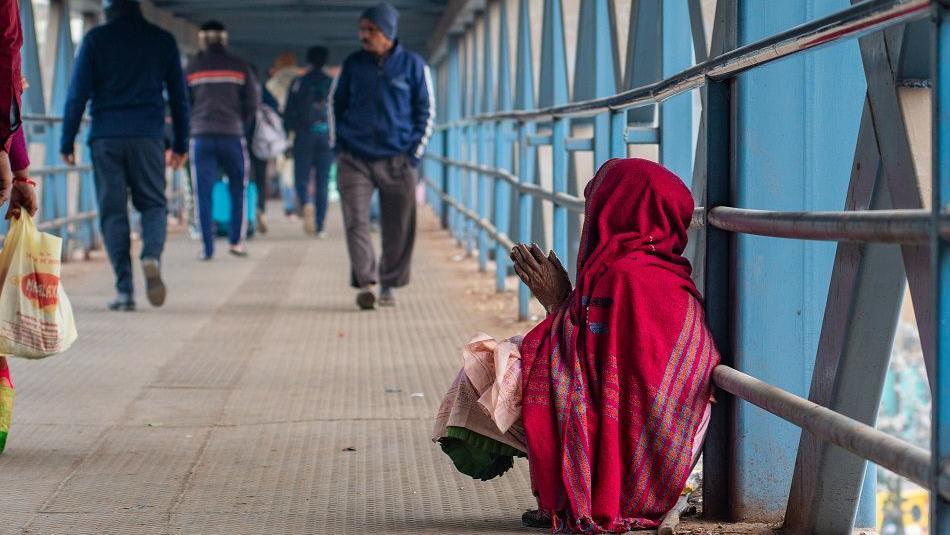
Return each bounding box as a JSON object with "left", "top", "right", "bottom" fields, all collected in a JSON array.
[
  {"left": 257, "top": 213, "right": 268, "bottom": 234},
  {"left": 142, "top": 258, "right": 166, "bottom": 307},
  {"left": 379, "top": 287, "right": 395, "bottom": 307},
  {"left": 198, "top": 251, "right": 213, "bottom": 261},
  {"left": 107, "top": 293, "right": 136, "bottom": 312},
  {"left": 317, "top": 230, "right": 327, "bottom": 240},
  {"left": 302, "top": 203, "right": 316, "bottom": 235},
  {"left": 356, "top": 288, "right": 376, "bottom": 310},
  {"left": 229, "top": 244, "right": 249, "bottom": 258}
]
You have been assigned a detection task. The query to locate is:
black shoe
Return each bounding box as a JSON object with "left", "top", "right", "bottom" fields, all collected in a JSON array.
[
  {"left": 198, "top": 251, "right": 213, "bottom": 261},
  {"left": 142, "top": 258, "right": 166, "bottom": 307},
  {"left": 107, "top": 294, "right": 136, "bottom": 312},
  {"left": 521, "top": 510, "right": 551, "bottom": 530},
  {"left": 356, "top": 289, "right": 376, "bottom": 310}
]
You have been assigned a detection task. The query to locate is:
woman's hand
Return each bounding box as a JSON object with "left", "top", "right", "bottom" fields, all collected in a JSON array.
[
  {"left": 510, "top": 243, "right": 572, "bottom": 314},
  {"left": 6, "top": 176, "right": 37, "bottom": 220}
]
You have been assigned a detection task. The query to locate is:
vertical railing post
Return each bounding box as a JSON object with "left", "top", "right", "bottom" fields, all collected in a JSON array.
[
  {"left": 703, "top": 78, "right": 734, "bottom": 521},
  {"left": 494, "top": 119, "right": 512, "bottom": 292},
  {"left": 610, "top": 110, "right": 627, "bottom": 159},
  {"left": 517, "top": 120, "right": 534, "bottom": 321},
  {"left": 477, "top": 121, "right": 492, "bottom": 272},
  {"left": 45, "top": 0, "right": 76, "bottom": 254},
  {"left": 493, "top": 0, "right": 514, "bottom": 293},
  {"left": 551, "top": 116, "right": 568, "bottom": 264},
  {"left": 446, "top": 37, "right": 462, "bottom": 241},
  {"left": 932, "top": 2, "right": 950, "bottom": 533}
]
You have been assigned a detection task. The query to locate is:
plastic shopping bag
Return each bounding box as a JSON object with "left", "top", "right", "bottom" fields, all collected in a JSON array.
[
  {"left": 0, "top": 214, "right": 77, "bottom": 359},
  {"left": 0, "top": 357, "right": 12, "bottom": 453}
]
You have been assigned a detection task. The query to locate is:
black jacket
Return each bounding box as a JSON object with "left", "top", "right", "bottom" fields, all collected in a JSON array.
[{"left": 185, "top": 44, "right": 260, "bottom": 137}]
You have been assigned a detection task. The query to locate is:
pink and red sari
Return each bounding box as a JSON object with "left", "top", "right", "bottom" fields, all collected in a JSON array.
[{"left": 520, "top": 158, "right": 719, "bottom": 532}]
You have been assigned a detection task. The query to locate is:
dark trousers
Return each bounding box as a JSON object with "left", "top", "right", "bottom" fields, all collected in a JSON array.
[
  {"left": 293, "top": 133, "right": 332, "bottom": 232},
  {"left": 90, "top": 137, "right": 167, "bottom": 295},
  {"left": 190, "top": 135, "right": 247, "bottom": 257},
  {"left": 336, "top": 151, "right": 417, "bottom": 289},
  {"left": 250, "top": 152, "right": 268, "bottom": 213}
]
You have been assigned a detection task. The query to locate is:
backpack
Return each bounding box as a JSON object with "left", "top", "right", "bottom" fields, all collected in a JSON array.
[
  {"left": 251, "top": 104, "right": 288, "bottom": 159},
  {"left": 284, "top": 72, "right": 332, "bottom": 134}
]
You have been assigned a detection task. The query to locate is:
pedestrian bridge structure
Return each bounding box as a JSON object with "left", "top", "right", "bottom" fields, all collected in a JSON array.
[{"left": 6, "top": 0, "right": 950, "bottom": 533}]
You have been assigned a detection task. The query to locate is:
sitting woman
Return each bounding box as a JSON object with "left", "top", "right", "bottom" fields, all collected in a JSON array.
[{"left": 434, "top": 158, "right": 718, "bottom": 532}]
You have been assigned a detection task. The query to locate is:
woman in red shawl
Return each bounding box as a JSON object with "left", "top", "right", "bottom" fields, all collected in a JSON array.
[{"left": 510, "top": 158, "right": 718, "bottom": 532}]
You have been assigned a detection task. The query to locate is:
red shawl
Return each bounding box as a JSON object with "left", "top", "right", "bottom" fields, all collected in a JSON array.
[
  {"left": 520, "top": 158, "right": 719, "bottom": 532},
  {"left": 1, "top": 0, "right": 24, "bottom": 152}
]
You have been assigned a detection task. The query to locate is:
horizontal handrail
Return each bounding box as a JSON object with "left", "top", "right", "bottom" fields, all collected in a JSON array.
[
  {"left": 424, "top": 177, "right": 515, "bottom": 250},
  {"left": 429, "top": 155, "right": 947, "bottom": 244},
  {"left": 713, "top": 365, "right": 949, "bottom": 501},
  {"left": 436, "top": 0, "right": 929, "bottom": 128},
  {"left": 708, "top": 207, "right": 938, "bottom": 243},
  {"left": 22, "top": 114, "right": 89, "bottom": 124},
  {"left": 31, "top": 165, "right": 93, "bottom": 176}
]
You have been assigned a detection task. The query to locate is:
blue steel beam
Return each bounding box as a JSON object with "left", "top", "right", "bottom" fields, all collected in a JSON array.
[
  {"left": 731, "top": 0, "right": 868, "bottom": 522},
  {"left": 478, "top": 12, "right": 494, "bottom": 273},
  {"left": 46, "top": 0, "right": 76, "bottom": 252},
  {"left": 932, "top": 3, "right": 950, "bottom": 533},
  {"left": 625, "top": 0, "right": 661, "bottom": 125},
  {"left": 446, "top": 37, "right": 463, "bottom": 243},
  {"left": 515, "top": 0, "right": 536, "bottom": 320},
  {"left": 569, "top": 0, "right": 616, "bottom": 278},
  {"left": 539, "top": 0, "right": 569, "bottom": 267},
  {"left": 493, "top": 0, "right": 514, "bottom": 293},
  {"left": 660, "top": 0, "right": 694, "bottom": 186}
]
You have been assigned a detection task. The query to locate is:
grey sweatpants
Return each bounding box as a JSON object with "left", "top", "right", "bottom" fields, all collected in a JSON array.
[{"left": 336, "top": 151, "right": 417, "bottom": 289}]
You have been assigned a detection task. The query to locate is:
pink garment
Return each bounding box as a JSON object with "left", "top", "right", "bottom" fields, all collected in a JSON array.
[
  {"left": 8, "top": 127, "right": 28, "bottom": 171},
  {"left": 462, "top": 333, "right": 523, "bottom": 434}
]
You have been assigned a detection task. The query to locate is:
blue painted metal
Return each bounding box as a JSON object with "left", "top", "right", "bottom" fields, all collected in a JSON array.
[
  {"left": 625, "top": 0, "right": 661, "bottom": 125},
  {"left": 493, "top": 0, "right": 514, "bottom": 293},
  {"left": 18, "top": 0, "right": 44, "bottom": 117},
  {"left": 515, "top": 0, "right": 536, "bottom": 320},
  {"left": 732, "top": 0, "right": 867, "bottom": 521},
  {"left": 477, "top": 14, "right": 494, "bottom": 273},
  {"left": 46, "top": 0, "right": 75, "bottom": 251},
  {"left": 539, "top": 0, "right": 568, "bottom": 268},
  {"left": 933, "top": 3, "right": 950, "bottom": 533},
  {"left": 446, "top": 37, "right": 463, "bottom": 243},
  {"left": 610, "top": 111, "right": 626, "bottom": 159},
  {"left": 660, "top": 0, "right": 694, "bottom": 186}
]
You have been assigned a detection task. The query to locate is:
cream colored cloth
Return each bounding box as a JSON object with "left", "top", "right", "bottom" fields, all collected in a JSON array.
[{"left": 433, "top": 334, "right": 526, "bottom": 452}]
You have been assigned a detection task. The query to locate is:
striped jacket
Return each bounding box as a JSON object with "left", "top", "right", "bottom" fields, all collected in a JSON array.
[
  {"left": 330, "top": 42, "right": 434, "bottom": 165},
  {"left": 185, "top": 44, "right": 260, "bottom": 137}
]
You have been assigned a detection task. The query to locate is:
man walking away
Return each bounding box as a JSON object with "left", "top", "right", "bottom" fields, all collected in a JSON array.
[
  {"left": 186, "top": 21, "right": 260, "bottom": 260},
  {"left": 285, "top": 46, "right": 334, "bottom": 238},
  {"left": 61, "top": 0, "right": 189, "bottom": 311},
  {"left": 331, "top": 2, "right": 434, "bottom": 310}
]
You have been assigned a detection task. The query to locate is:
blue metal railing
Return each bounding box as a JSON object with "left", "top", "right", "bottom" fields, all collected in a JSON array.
[
  {"left": 19, "top": 114, "right": 187, "bottom": 257},
  {"left": 423, "top": 0, "right": 949, "bottom": 531}
]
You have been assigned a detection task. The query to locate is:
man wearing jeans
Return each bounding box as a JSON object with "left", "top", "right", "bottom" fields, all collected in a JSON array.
[
  {"left": 330, "top": 2, "right": 434, "bottom": 309},
  {"left": 61, "top": 0, "right": 189, "bottom": 311}
]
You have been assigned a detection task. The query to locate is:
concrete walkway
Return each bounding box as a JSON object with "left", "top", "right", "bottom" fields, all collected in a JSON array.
[{"left": 1, "top": 205, "right": 539, "bottom": 534}]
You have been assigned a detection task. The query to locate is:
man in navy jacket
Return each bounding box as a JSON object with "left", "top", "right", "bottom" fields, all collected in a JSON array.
[
  {"left": 330, "top": 2, "right": 434, "bottom": 310},
  {"left": 60, "top": 0, "right": 189, "bottom": 311}
]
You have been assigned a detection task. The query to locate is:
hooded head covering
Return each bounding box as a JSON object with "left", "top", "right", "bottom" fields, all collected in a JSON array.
[
  {"left": 520, "top": 158, "right": 717, "bottom": 532},
  {"left": 360, "top": 3, "right": 399, "bottom": 40}
]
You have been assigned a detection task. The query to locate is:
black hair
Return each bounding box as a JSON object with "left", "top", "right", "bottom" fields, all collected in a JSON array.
[
  {"left": 307, "top": 46, "right": 329, "bottom": 69},
  {"left": 201, "top": 20, "right": 226, "bottom": 32}
]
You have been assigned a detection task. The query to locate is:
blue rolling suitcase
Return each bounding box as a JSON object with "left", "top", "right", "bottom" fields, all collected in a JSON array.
[{"left": 212, "top": 181, "right": 258, "bottom": 237}]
